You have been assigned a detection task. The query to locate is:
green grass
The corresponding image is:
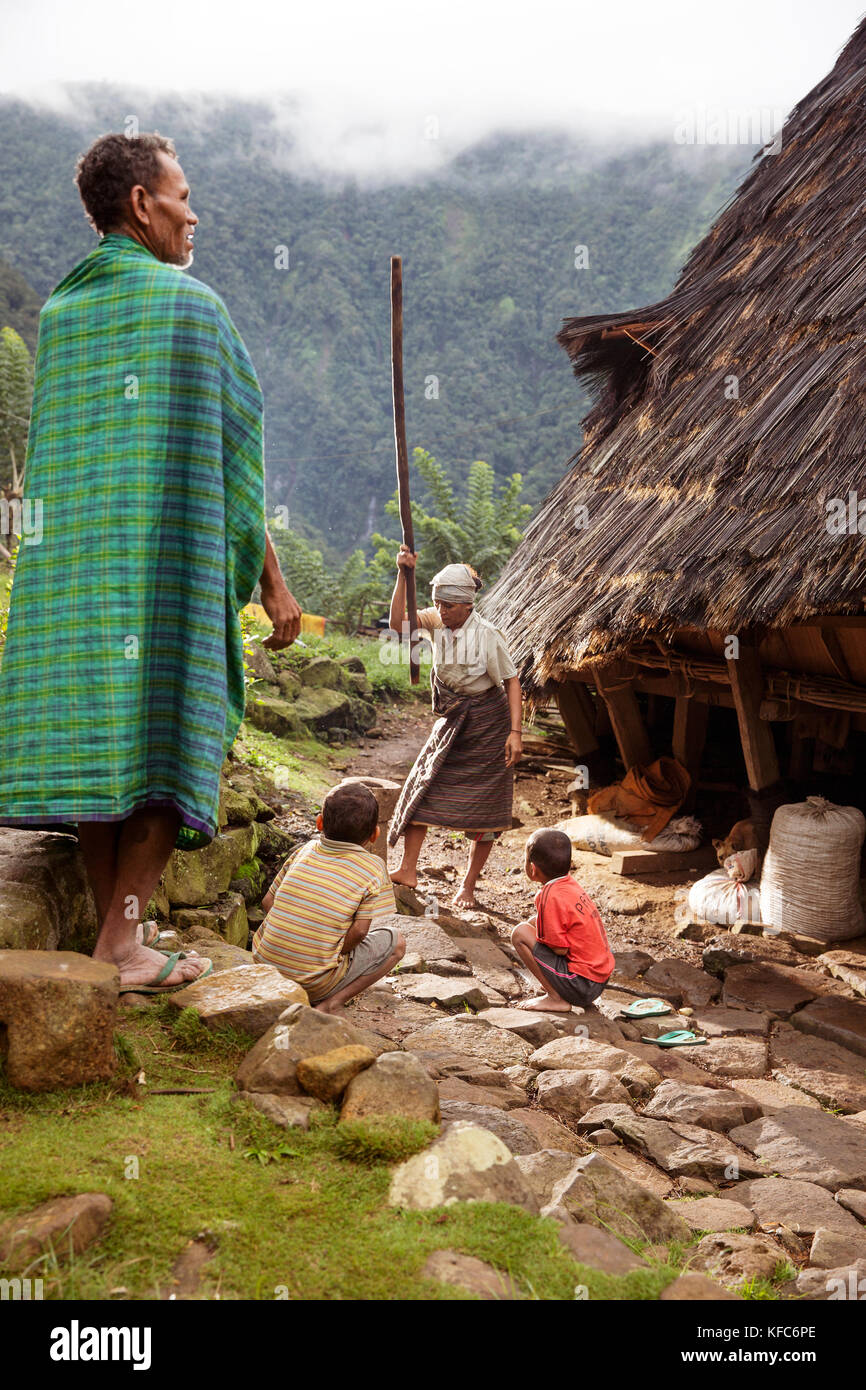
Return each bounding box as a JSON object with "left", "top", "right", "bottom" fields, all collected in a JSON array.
[
  {"left": 0, "top": 1005, "right": 616, "bottom": 1302},
  {"left": 332, "top": 1117, "right": 439, "bottom": 1166},
  {"left": 235, "top": 723, "right": 335, "bottom": 804}
]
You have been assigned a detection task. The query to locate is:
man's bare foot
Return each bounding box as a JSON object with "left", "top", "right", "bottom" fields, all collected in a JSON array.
[
  {"left": 97, "top": 943, "right": 209, "bottom": 990},
  {"left": 452, "top": 883, "right": 477, "bottom": 910},
  {"left": 390, "top": 870, "right": 418, "bottom": 889},
  {"left": 516, "top": 994, "right": 573, "bottom": 1014}
]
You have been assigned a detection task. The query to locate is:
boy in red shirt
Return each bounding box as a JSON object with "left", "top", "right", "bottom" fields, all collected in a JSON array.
[{"left": 512, "top": 828, "right": 614, "bottom": 1013}]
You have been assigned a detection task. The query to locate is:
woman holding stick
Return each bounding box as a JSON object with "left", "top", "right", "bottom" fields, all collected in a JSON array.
[{"left": 387, "top": 544, "right": 523, "bottom": 909}]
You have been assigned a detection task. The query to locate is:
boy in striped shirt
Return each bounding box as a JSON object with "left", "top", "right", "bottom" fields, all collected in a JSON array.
[{"left": 253, "top": 782, "right": 405, "bottom": 1013}]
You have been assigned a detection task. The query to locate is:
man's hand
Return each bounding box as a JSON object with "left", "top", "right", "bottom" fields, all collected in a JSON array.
[{"left": 260, "top": 572, "right": 302, "bottom": 649}]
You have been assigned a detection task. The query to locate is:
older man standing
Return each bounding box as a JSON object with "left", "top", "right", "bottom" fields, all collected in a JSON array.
[{"left": 0, "top": 132, "right": 300, "bottom": 992}]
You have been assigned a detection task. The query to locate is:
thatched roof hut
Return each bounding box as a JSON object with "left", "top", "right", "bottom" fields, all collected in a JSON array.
[{"left": 485, "top": 19, "right": 866, "bottom": 797}]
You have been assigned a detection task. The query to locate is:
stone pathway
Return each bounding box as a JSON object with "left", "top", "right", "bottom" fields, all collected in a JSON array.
[{"left": 174, "top": 883, "right": 866, "bottom": 1301}]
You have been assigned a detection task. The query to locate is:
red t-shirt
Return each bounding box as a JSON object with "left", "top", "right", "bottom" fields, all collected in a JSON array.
[{"left": 534, "top": 875, "right": 615, "bottom": 983}]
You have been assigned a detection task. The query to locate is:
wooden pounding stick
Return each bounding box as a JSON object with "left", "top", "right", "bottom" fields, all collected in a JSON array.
[{"left": 390, "top": 256, "right": 420, "bottom": 685}]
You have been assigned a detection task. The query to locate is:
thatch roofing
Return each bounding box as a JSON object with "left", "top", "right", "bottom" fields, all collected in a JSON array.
[{"left": 484, "top": 19, "right": 866, "bottom": 692}]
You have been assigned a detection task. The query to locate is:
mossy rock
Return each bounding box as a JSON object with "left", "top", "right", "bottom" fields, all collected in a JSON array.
[
  {"left": 338, "top": 655, "right": 367, "bottom": 675},
  {"left": 347, "top": 671, "right": 373, "bottom": 698},
  {"left": 220, "top": 784, "right": 272, "bottom": 828},
  {"left": 162, "top": 825, "right": 261, "bottom": 907},
  {"left": 293, "top": 686, "right": 354, "bottom": 732},
  {"left": 300, "top": 656, "right": 348, "bottom": 691},
  {"left": 257, "top": 822, "right": 301, "bottom": 861},
  {"left": 171, "top": 891, "right": 250, "bottom": 948},
  {"left": 277, "top": 670, "right": 302, "bottom": 699},
  {"left": 229, "top": 857, "right": 267, "bottom": 902},
  {"left": 348, "top": 696, "right": 378, "bottom": 732},
  {"left": 246, "top": 694, "right": 304, "bottom": 738}
]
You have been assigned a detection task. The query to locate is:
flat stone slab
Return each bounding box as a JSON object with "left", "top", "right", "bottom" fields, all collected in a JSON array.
[
  {"left": 619, "top": 1041, "right": 734, "bottom": 1090},
  {"left": 729, "top": 1106, "right": 866, "bottom": 1192},
  {"left": 809, "top": 1227, "right": 866, "bottom": 1268},
  {"left": 643, "top": 1079, "right": 760, "bottom": 1132},
  {"left": 168, "top": 963, "right": 308, "bottom": 1037},
  {"left": 0, "top": 950, "right": 118, "bottom": 1091},
  {"left": 791, "top": 995, "right": 866, "bottom": 1059},
  {"left": 475, "top": 1007, "right": 570, "bottom": 1048},
  {"left": 612, "top": 950, "right": 655, "bottom": 978},
  {"left": 643, "top": 959, "right": 721, "bottom": 1008},
  {"left": 837, "top": 1188, "right": 866, "bottom": 1221},
  {"left": 535, "top": 1068, "right": 632, "bottom": 1118},
  {"left": 397, "top": 973, "right": 488, "bottom": 1010},
  {"left": 438, "top": 1102, "right": 540, "bottom": 1154},
  {"left": 722, "top": 962, "right": 817, "bottom": 1018},
  {"left": 818, "top": 950, "right": 866, "bottom": 998},
  {"left": 769, "top": 1027, "right": 866, "bottom": 1113},
  {"left": 796, "top": 1259, "right": 866, "bottom": 1300},
  {"left": 437, "top": 1078, "right": 526, "bottom": 1110},
  {"left": 731, "top": 1078, "right": 822, "bottom": 1116},
  {"left": 558, "top": 1222, "right": 649, "bottom": 1275},
  {"left": 402, "top": 1016, "right": 534, "bottom": 1068},
  {"left": 0, "top": 1193, "right": 112, "bottom": 1273},
  {"left": 579, "top": 1103, "right": 764, "bottom": 1182},
  {"left": 690, "top": 1006, "right": 771, "bottom": 1037},
  {"left": 398, "top": 918, "right": 467, "bottom": 963},
  {"left": 453, "top": 938, "right": 522, "bottom": 1000},
  {"left": 508, "top": 1107, "right": 588, "bottom": 1156},
  {"left": 601, "top": 1143, "right": 675, "bottom": 1199},
  {"left": 673, "top": 1036, "right": 769, "bottom": 1079},
  {"left": 727, "top": 1176, "right": 861, "bottom": 1235},
  {"left": 665, "top": 1197, "right": 756, "bottom": 1232}
]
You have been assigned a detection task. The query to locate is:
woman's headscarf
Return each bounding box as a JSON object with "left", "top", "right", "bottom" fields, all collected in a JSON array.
[{"left": 431, "top": 563, "right": 480, "bottom": 604}]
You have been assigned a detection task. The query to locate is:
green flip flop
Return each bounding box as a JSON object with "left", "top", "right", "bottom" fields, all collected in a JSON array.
[
  {"left": 622, "top": 998, "right": 672, "bottom": 1018},
  {"left": 641, "top": 1029, "right": 707, "bottom": 1048},
  {"left": 140, "top": 921, "right": 161, "bottom": 948},
  {"left": 119, "top": 952, "right": 213, "bottom": 995}
]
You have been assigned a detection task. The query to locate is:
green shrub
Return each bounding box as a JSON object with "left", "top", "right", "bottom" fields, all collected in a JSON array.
[{"left": 333, "top": 1117, "right": 439, "bottom": 1165}]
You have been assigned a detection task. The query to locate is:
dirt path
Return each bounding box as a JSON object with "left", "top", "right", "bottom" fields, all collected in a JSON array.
[{"left": 338, "top": 704, "right": 717, "bottom": 965}]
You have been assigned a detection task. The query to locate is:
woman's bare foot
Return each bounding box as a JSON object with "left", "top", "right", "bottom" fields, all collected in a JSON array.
[
  {"left": 516, "top": 994, "right": 573, "bottom": 1014},
  {"left": 98, "top": 943, "right": 210, "bottom": 990},
  {"left": 390, "top": 869, "right": 418, "bottom": 889}
]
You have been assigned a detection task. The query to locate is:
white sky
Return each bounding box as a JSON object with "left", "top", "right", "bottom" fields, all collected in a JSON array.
[{"left": 1, "top": 0, "right": 863, "bottom": 176}]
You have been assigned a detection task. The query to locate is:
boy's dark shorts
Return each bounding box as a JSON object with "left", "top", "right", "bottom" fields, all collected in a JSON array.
[{"left": 532, "top": 941, "right": 609, "bottom": 1008}]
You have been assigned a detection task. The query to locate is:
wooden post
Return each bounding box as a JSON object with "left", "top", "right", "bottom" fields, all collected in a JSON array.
[
  {"left": 672, "top": 695, "right": 708, "bottom": 810},
  {"left": 594, "top": 661, "right": 652, "bottom": 770},
  {"left": 726, "top": 635, "right": 780, "bottom": 791},
  {"left": 555, "top": 680, "right": 599, "bottom": 757},
  {"left": 390, "top": 256, "right": 419, "bottom": 685}
]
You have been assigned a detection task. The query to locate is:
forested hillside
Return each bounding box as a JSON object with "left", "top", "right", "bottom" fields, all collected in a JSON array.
[{"left": 0, "top": 91, "right": 755, "bottom": 557}]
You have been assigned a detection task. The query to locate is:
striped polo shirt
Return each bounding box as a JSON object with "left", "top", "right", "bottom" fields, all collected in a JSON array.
[{"left": 252, "top": 836, "right": 396, "bottom": 1001}]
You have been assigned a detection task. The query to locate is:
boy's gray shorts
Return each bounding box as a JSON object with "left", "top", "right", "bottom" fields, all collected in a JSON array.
[{"left": 316, "top": 924, "right": 401, "bottom": 1001}]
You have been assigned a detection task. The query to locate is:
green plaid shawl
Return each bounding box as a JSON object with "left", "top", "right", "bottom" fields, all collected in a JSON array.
[{"left": 0, "top": 234, "right": 266, "bottom": 848}]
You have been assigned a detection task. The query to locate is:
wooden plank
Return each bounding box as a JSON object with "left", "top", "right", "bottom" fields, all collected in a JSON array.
[
  {"left": 594, "top": 661, "right": 652, "bottom": 769},
  {"left": 726, "top": 637, "right": 780, "bottom": 791},
  {"left": 672, "top": 696, "right": 709, "bottom": 811},
  {"left": 610, "top": 845, "right": 719, "bottom": 876},
  {"left": 819, "top": 625, "right": 854, "bottom": 683},
  {"left": 555, "top": 681, "right": 599, "bottom": 757}
]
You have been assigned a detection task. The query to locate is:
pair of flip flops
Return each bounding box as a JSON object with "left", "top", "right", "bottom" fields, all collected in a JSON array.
[{"left": 640, "top": 1030, "right": 708, "bottom": 1048}]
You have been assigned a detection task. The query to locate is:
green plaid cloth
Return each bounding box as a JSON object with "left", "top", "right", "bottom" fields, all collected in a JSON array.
[{"left": 0, "top": 234, "right": 266, "bottom": 848}]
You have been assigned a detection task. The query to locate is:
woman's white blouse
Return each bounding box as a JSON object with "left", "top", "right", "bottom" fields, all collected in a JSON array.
[{"left": 416, "top": 606, "right": 518, "bottom": 693}]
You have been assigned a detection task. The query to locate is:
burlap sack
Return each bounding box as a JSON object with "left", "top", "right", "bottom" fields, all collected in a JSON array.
[{"left": 759, "top": 796, "right": 865, "bottom": 942}]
